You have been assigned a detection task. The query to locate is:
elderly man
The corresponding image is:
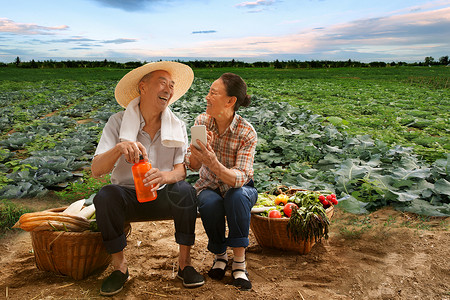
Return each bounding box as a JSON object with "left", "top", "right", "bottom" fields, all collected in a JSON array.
[{"left": 92, "top": 61, "right": 204, "bottom": 296}]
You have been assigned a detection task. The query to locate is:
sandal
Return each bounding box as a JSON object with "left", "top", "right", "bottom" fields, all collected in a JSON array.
[
  {"left": 232, "top": 269, "right": 252, "bottom": 291},
  {"left": 207, "top": 258, "right": 228, "bottom": 280}
]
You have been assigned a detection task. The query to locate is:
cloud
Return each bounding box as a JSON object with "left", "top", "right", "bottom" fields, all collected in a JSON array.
[
  {"left": 50, "top": 37, "right": 97, "bottom": 43},
  {"left": 0, "top": 47, "right": 39, "bottom": 56},
  {"left": 2, "top": 2, "right": 449, "bottom": 63},
  {"left": 192, "top": 30, "right": 217, "bottom": 34},
  {"left": 235, "top": 0, "right": 275, "bottom": 8},
  {"left": 90, "top": 0, "right": 164, "bottom": 12},
  {"left": 319, "top": 7, "right": 450, "bottom": 45},
  {"left": 90, "top": 0, "right": 208, "bottom": 12},
  {"left": 102, "top": 38, "right": 138, "bottom": 44},
  {"left": 155, "top": 5, "right": 450, "bottom": 62},
  {"left": 0, "top": 18, "right": 68, "bottom": 35},
  {"left": 30, "top": 36, "right": 137, "bottom": 45},
  {"left": 248, "top": 41, "right": 273, "bottom": 45},
  {"left": 247, "top": 9, "right": 263, "bottom": 13}
]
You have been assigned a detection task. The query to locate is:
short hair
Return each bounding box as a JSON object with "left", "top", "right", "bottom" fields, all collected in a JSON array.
[{"left": 138, "top": 72, "right": 155, "bottom": 94}]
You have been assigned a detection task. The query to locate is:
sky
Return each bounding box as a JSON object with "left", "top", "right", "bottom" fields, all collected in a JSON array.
[{"left": 1, "top": 0, "right": 449, "bottom": 63}]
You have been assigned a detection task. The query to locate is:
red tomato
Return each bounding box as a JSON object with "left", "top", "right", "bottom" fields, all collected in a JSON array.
[
  {"left": 318, "top": 195, "right": 326, "bottom": 202},
  {"left": 332, "top": 198, "right": 338, "bottom": 205},
  {"left": 283, "top": 203, "right": 298, "bottom": 218},
  {"left": 326, "top": 195, "right": 333, "bottom": 201},
  {"left": 322, "top": 200, "right": 330, "bottom": 208},
  {"left": 268, "top": 210, "right": 282, "bottom": 218},
  {"left": 330, "top": 194, "right": 336, "bottom": 199}
]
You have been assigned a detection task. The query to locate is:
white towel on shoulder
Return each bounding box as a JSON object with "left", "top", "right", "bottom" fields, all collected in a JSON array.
[{"left": 119, "top": 96, "right": 185, "bottom": 148}]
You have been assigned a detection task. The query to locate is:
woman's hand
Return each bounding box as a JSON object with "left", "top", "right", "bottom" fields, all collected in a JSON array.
[
  {"left": 188, "top": 130, "right": 214, "bottom": 170},
  {"left": 190, "top": 137, "right": 218, "bottom": 170},
  {"left": 116, "top": 141, "right": 148, "bottom": 164},
  {"left": 190, "top": 131, "right": 236, "bottom": 186},
  {"left": 206, "top": 130, "right": 214, "bottom": 145}
]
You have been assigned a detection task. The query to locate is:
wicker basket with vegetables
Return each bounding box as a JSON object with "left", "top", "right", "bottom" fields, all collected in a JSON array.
[
  {"left": 13, "top": 199, "right": 117, "bottom": 280},
  {"left": 250, "top": 186, "right": 336, "bottom": 254}
]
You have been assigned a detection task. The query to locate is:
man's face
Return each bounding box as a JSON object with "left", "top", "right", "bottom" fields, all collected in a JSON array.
[{"left": 139, "top": 70, "right": 174, "bottom": 112}]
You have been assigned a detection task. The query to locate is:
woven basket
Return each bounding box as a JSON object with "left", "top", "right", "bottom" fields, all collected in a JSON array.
[
  {"left": 250, "top": 205, "right": 334, "bottom": 254},
  {"left": 29, "top": 207, "right": 129, "bottom": 280}
]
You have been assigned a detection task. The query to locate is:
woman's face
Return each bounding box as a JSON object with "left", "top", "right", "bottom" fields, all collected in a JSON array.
[{"left": 205, "top": 78, "right": 233, "bottom": 119}]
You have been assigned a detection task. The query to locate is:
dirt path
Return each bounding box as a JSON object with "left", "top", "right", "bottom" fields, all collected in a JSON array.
[{"left": 1, "top": 207, "right": 449, "bottom": 299}]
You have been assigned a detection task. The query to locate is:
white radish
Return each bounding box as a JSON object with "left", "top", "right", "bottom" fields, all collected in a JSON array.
[
  {"left": 77, "top": 204, "right": 96, "bottom": 219},
  {"left": 63, "top": 199, "right": 85, "bottom": 215}
]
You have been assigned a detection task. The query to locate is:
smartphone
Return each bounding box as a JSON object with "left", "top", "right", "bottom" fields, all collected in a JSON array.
[{"left": 191, "top": 125, "right": 207, "bottom": 149}]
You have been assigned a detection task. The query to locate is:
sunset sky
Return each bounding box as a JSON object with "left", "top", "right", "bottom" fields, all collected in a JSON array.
[{"left": 1, "top": 0, "right": 449, "bottom": 63}]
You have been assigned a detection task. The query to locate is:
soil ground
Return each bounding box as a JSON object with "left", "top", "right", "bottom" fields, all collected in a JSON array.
[{"left": 1, "top": 206, "right": 449, "bottom": 300}]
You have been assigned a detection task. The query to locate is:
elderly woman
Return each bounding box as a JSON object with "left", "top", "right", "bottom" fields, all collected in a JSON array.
[{"left": 185, "top": 73, "right": 258, "bottom": 291}]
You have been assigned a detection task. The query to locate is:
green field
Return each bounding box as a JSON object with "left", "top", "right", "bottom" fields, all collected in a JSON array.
[
  {"left": 197, "top": 66, "right": 450, "bottom": 162},
  {"left": 0, "top": 66, "right": 449, "bottom": 223},
  {"left": 2, "top": 66, "right": 447, "bottom": 161}
]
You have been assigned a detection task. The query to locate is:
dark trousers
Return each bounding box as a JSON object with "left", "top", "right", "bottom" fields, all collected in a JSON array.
[
  {"left": 196, "top": 182, "right": 258, "bottom": 254},
  {"left": 93, "top": 181, "right": 197, "bottom": 254}
]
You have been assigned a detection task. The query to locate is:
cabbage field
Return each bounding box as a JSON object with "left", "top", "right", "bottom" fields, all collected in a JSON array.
[{"left": 0, "top": 66, "right": 449, "bottom": 216}]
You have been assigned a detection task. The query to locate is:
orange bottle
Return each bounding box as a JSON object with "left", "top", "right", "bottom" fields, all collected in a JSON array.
[{"left": 132, "top": 155, "right": 157, "bottom": 202}]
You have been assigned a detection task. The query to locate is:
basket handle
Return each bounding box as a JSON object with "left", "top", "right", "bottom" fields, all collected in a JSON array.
[
  {"left": 327, "top": 206, "right": 335, "bottom": 220},
  {"left": 267, "top": 218, "right": 274, "bottom": 247},
  {"left": 42, "top": 231, "right": 65, "bottom": 274},
  {"left": 48, "top": 231, "right": 65, "bottom": 250}
]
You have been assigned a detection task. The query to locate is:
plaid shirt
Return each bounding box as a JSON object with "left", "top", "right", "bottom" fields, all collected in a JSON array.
[{"left": 185, "top": 113, "right": 257, "bottom": 196}]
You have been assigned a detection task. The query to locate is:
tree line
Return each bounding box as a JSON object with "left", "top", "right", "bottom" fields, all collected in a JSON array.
[{"left": 1, "top": 56, "right": 449, "bottom": 69}]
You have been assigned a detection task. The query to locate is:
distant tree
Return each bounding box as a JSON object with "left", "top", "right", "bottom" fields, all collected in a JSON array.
[
  {"left": 424, "top": 56, "right": 435, "bottom": 65},
  {"left": 15, "top": 56, "right": 21, "bottom": 67},
  {"left": 439, "top": 56, "right": 449, "bottom": 65},
  {"left": 298, "top": 61, "right": 309, "bottom": 68},
  {"left": 286, "top": 60, "right": 298, "bottom": 69},
  {"left": 273, "top": 59, "right": 283, "bottom": 69}
]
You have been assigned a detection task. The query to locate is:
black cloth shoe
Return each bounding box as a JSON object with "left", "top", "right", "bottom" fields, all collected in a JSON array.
[
  {"left": 177, "top": 266, "right": 205, "bottom": 288},
  {"left": 232, "top": 269, "right": 252, "bottom": 291},
  {"left": 100, "top": 269, "right": 129, "bottom": 296},
  {"left": 207, "top": 258, "right": 228, "bottom": 280}
]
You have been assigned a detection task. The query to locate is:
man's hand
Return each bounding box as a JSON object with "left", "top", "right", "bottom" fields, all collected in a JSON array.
[
  {"left": 116, "top": 141, "right": 148, "bottom": 164},
  {"left": 142, "top": 163, "right": 185, "bottom": 191},
  {"left": 143, "top": 167, "right": 165, "bottom": 192},
  {"left": 92, "top": 141, "right": 147, "bottom": 178}
]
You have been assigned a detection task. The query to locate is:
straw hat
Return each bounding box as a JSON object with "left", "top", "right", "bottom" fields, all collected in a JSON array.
[{"left": 114, "top": 61, "right": 194, "bottom": 108}]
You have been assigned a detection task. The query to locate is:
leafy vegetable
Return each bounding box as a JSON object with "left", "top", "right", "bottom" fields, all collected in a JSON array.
[{"left": 0, "top": 72, "right": 448, "bottom": 217}]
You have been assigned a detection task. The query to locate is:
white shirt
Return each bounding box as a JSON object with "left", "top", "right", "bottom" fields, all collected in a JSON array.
[{"left": 94, "top": 110, "right": 188, "bottom": 189}]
